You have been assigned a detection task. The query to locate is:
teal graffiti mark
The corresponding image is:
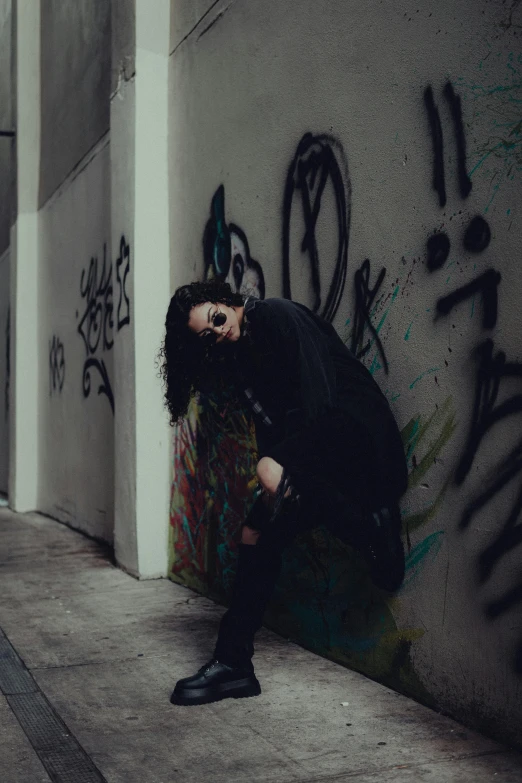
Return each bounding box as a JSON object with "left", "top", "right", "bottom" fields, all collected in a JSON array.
[
  {"left": 369, "top": 354, "right": 382, "bottom": 376},
  {"left": 402, "top": 531, "right": 445, "bottom": 589},
  {"left": 404, "top": 320, "right": 414, "bottom": 341},
  {"left": 409, "top": 367, "right": 441, "bottom": 390},
  {"left": 457, "top": 53, "right": 522, "bottom": 212}
]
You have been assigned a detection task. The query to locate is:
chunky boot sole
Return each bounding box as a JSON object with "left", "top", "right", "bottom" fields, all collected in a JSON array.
[{"left": 170, "top": 675, "right": 261, "bottom": 706}]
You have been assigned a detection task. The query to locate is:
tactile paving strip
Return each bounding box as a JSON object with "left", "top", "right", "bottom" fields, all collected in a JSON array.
[
  {"left": 0, "top": 628, "right": 37, "bottom": 694},
  {"left": 1, "top": 628, "right": 107, "bottom": 783}
]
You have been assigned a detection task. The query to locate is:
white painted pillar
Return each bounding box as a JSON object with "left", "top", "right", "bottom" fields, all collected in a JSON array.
[
  {"left": 112, "top": 0, "right": 171, "bottom": 577},
  {"left": 9, "top": 0, "right": 41, "bottom": 510}
]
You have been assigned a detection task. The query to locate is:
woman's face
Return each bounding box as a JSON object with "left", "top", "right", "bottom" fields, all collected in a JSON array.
[{"left": 188, "top": 301, "right": 243, "bottom": 345}]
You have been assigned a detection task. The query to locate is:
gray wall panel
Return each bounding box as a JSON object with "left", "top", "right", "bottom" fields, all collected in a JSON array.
[
  {"left": 40, "top": 0, "right": 110, "bottom": 206},
  {"left": 111, "top": 0, "right": 135, "bottom": 95},
  {"left": 0, "top": 0, "right": 13, "bottom": 253}
]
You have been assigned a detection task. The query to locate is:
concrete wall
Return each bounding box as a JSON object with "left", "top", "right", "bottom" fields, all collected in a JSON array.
[
  {"left": 0, "top": 0, "right": 13, "bottom": 254},
  {"left": 0, "top": 0, "right": 12, "bottom": 492},
  {"left": 167, "top": 0, "right": 522, "bottom": 746},
  {"left": 36, "top": 1, "right": 116, "bottom": 540},
  {"left": 110, "top": 28, "right": 137, "bottom": 568},
  {"left": 40, "top": 0, "right": 111, "bottom": 206},
  {"left": 112, "top": 0, "right": 135, "bottom": 95},
  {"left": 39, "top": 140, "right": 115, "bottom": 540},
  {"left": 0, "top": 248, "right": 9, "bottom": 493},
  {"left": 109, "top": 0, "right": 171, "bottom": 577}
]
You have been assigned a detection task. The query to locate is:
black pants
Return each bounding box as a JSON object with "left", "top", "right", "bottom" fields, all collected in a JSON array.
[
  {"left": 214, "top": 408, "right": 407, "bottom": 667},
  {"left": 213, "top": 478, "right": 370, "bottom": 667}
]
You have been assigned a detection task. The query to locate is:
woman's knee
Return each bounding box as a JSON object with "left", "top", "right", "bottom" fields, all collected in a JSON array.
[
  {"left": 241, "top": 525, "right": 260, "bottom": 545},
  {"left": 256, "top": 456, "right": 284, "bottom": 496}
]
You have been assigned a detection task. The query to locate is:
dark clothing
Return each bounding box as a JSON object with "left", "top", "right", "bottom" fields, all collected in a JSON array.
[
  {"left": 215, "top": 298, "right": 407, "bottom": 668},
  {"left": 239, "top": 298, "right": 407, "bottom": 507}
]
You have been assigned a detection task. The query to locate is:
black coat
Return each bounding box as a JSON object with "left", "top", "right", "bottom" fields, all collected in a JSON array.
[{"left": 238, "top": 297, "right": 408, "bottom": 503}]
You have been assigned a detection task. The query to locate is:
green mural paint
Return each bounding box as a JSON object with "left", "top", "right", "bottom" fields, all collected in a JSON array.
[
  {"left": 403, "top": 531, "right": 445, "bottom": 587},
  {"left": 409, "top": 367, "right": 441, "bottom": 390},
  {"left": 403, "top": 396, "right": 457, "bottom": 487},
  {"left": 402, "top": 479, "right": 451, "bottom": 535}
]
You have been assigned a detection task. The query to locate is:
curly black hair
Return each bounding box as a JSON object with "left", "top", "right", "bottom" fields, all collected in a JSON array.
[{"left": 158, "top": 279, "right": 246, "bottom": 425}]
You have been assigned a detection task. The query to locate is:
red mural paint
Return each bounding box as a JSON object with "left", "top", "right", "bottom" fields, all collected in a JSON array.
[{"left": 170, "top": 397, "right": 257, "bottom": 597}]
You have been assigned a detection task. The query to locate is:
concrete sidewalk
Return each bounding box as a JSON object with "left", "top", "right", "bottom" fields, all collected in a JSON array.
[{"left": 1, "top": 509, "right": 521, "bottom": 783}]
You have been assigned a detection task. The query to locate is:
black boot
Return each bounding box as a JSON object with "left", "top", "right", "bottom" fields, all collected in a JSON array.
[
  {"left": 171, "top": 499, "right": 287, "bottom": 707},
  {"left": 170, "top": 659, "right": 261, "bottom": 706}
]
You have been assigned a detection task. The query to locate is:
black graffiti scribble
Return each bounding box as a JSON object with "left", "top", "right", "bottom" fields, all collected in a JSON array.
[
  {"left": 436, "top": 268, "right": 502, "bottom": 329},
  {"left": 426, "top": 233, "right": 451, "bottom": 272},
  {"left": 424, "top": 82, "right": 472, "bottom": 210},
  {"left": 4, "top": 307, "right": 9, "bottom": 419},
  {"left": 424, "top": 82, "right": 489, "bottom": 274},
  {"left": 443, "top": 82, "right": 472, "bottom": 200},
  {"left": 49, "top": 335, "right": 65, "bottom": 394},
  {"left": 464, "top": 215, "right": 491, "bottom": 253},
  {"left": 82, "top": 357, "right": 114, "bottom": 412},
  {"left": 350, "top": 259, "right": 388, "bottom": 373},
  {"left": 77, "top": 245, "right": 114, "bottom": 412},
  {"left": 456, "top": 339, "right": 522, "bottom": 672},
  {"left": 456, "top": 339, "right": 522, "bottom": 486},
  {"left": 282, "top": 133, "right": 350, "bottom": 323},
  {"left": 424, "top": 86, "right": 446, "bottom": 208},
  {"left": 116, "top": 235, "right": 131, "bottom": 330},
  {"left": 423, "top": 81, "right": 522, "bottom": 672},
  {"left": 424, "top": 87, "right": 500, "bottom": 323},
  {"left": 203, "top": 185, "right": 265, "bottom": 298}
]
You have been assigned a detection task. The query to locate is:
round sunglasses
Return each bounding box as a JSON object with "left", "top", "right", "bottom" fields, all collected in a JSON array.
[{"left": 199, "top": 308, "right": 228, "bottom": 345}]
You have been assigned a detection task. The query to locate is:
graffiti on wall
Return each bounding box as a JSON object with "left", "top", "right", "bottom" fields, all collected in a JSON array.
[
  {"left": 76, "top": 235, "right": 131, "bottom": 413},
  {"left": 350, "top": 259, "right": 389, "bottom": 373},
  {"left": 115, "top": 235, "right": 131, "bottom": 330},
  {"left": 77, "top": 244, "right": 114, "bottom": 411},
  {"left": 170, "top": 69, "right": 521, "bottom": 693},
  {"left": 49, "top": 335, "right": 65, "bottom": 395},
  {"left": 457, "top": 343, "right": 522, "bottom": 673},
  {"left": 203, "top": 184, "right": 265, "bottom": 299},
  {"left": 171, "top": 187, "right": 264, "bottom": 591},
  {"left": 170, "top": 131, "right": 449, "bottom": 694},
  {"left": 424, "top": 82, "right": 522, "bottom": 672},
  {"left": 171, "top": 396, "right": 258, "bottom": 594},
  {"left": 282, "top": 133, "right": 350, "bottom": 323}
]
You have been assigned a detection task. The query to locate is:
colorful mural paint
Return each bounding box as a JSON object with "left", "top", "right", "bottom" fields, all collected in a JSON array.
[{"left": 170, "top": 395, "right": 257, "bottom": 597}]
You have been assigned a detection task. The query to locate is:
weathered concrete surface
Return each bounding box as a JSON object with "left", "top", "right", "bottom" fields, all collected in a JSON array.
[{"left": 1, "top": 508, "right": 521, "bottom": 783}]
